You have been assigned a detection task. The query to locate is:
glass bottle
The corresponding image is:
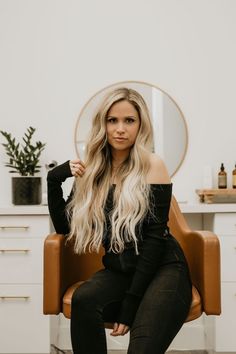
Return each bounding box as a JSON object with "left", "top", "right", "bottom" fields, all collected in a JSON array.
[
  {"left": 232, "top": 164, "right": 236, "bottom": 189},
  {"left": 218, "top": 163, "right": 227, "bottom": 189}
]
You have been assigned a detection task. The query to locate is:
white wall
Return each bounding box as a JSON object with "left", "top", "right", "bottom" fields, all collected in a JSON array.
[{"left": 1, "top": 0, "right": 236, "bottom": 206}]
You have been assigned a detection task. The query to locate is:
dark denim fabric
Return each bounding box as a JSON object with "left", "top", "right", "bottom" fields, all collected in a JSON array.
[{"left": 70, "top": 235, "right": 192, "bottom": 354}]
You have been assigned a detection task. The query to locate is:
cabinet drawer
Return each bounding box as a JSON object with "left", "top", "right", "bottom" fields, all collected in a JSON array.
[
  {"left": 0, "top": 284, "right": 50, "bottom": 353},
  {"left": 219, "top": 236, "right": 236, "bottom": 281},
  {"left": 214, "top": 213, "right": 236, "bottom": 235},
  {"left": 0, "top": 215, "right": 49, "bottom": 238},
  {"left": 0, "top": 238, "right": 44, "bottom": 283},
  {"left": 215, "top": 282, "right": 236, "bottom": 351}
]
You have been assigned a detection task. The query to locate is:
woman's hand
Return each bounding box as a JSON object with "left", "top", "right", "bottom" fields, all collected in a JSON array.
[
  {"left": 110, "top": 322, "right": 130, "bottom": 336},
  {"left": 69, "top": 159, "right": 85, "bottom": 177}
]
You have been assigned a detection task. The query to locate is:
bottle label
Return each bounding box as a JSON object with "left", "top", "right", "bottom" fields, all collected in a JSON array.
[
  {"left": 218, "top": 175, "right": 227, "bottom": 188},
  {"left": 233, "top": 175, "right": 236, "bottom": 188}
]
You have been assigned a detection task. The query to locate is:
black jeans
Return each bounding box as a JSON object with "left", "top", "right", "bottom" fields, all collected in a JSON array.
[{"left": 71, "top": 237, "right": 192, "bottom": 354}]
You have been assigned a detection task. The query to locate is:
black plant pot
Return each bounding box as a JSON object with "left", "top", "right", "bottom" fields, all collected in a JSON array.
[{"left": 12, "top": 177, "right": 42, "bottom": 205}]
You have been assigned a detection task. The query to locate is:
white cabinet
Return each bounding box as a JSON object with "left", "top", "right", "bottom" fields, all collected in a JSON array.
[
  {"left": 215, "top": 282, "right": 236, "bottom": 352},
  {"left": 214, "top": 213, "right": 236, "bottom": 352},
  {"left": 204, "top": 211, "right": 236, "bottom": 352},
  {"left": 0, "top": 207, "right": 51, "bottom": 354}
]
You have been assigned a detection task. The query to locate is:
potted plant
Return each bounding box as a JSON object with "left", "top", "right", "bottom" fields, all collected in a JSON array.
[{"left": 0, "top": 126, "right": 46, "bottom": 205}]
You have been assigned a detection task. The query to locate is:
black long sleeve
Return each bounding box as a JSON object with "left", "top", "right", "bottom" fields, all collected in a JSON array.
[
  {"left": 47, "top": 160, "right": 73, "bottom": 235},
  {"left": 117, "top": 184, "right": 172, "bottom": 326}
]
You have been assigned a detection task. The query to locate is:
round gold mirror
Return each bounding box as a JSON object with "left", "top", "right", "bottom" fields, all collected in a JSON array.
[{"left": 74, "top": 81, "right": 188, "bottom": 177}]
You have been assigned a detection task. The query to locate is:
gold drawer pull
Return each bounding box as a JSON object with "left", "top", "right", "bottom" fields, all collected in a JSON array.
[
  {"left": 0, "top": 249, "right": 30, "bottom": 253},
  {"left": 0, "top": 296, "right": 30, "bottom": 300},
  {"left": 0, "top": 226, "right": 29, "bottom": 230}
]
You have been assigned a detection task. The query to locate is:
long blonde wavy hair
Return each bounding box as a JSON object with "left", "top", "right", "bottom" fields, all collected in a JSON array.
[{"left": 67, "top": 87, "right": 154, "bottom": 254}]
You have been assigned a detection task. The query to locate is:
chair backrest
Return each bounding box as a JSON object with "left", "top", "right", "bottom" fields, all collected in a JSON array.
[
  {"left": 63, "top": 238, "right": 104, "bottom": 284},
  {"left": 168, "top": 196, "right": 191, "bottom": 265}
]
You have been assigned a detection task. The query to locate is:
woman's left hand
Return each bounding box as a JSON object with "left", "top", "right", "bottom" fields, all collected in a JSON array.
[{"left": 110, "top": 322, "right": 130, "bottom": 336}]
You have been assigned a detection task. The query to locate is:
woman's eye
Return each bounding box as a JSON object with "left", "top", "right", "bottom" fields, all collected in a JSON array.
[
  {"left": 107, "top": 118, "right": 116, "bottom": 123},
  {"left": 126, "top": 118, "right": 135, "bottom": 123}
]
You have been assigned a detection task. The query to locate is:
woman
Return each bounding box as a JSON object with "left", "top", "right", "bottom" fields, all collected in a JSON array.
[{"left": 47, "top": 87, "right": 192, "bottom": 354}]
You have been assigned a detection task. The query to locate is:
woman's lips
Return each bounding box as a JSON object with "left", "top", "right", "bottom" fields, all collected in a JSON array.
[{"left": 114, "top": 137, "right": 127, "bottom": 141}]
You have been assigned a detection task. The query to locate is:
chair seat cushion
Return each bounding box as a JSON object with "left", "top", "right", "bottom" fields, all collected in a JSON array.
[
  {"left": 63, "top": 281, "right": 84, "bottom": 319},
  {"left": 63, "top": 281, "right": 202, "bottom": 323}
]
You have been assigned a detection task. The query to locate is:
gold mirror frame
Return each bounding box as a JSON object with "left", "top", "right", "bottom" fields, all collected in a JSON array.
[{"left": 74, "top": 80, "right": 188, "bottom": 177}]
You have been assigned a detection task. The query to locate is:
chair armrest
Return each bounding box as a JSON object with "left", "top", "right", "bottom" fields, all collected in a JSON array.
[
  {"left": 184, "top": 229, "right": 221, "bottom": 315},
  {"left": 169, "top": 197, "right": 221, "bottom": 316},
  {"left": 43, "top": 233, "right": 65, "bottom": 314}
]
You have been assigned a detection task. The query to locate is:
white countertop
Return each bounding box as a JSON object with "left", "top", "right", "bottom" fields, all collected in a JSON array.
[
  {"left": 178, "top": 202, "right": 236, "bottom": 213},
  {"left": 0, "top": 205, "right": 49, "bottom": 215},
  {"left": 1, "top": 202, "right": 236, "bottom": 215}
]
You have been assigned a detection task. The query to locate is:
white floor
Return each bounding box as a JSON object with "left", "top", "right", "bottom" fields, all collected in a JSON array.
[
  {"left": 108, "top": 352, "right": 208, "bottom": 354},
  {"left": 50, "top": 351, "right": 208, "bottom": 354},
  {"left": 50, "top": 345, "right": 208, "bottom": 354},
  {"left": 107, "top": 352, "right": 208, "bottom": 354}
]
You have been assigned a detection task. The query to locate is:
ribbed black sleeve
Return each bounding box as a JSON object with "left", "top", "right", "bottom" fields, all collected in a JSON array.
[
  {"left": 47, "top": 160, "right": 73, "bottom": 235},
  {"left": 117, "top": 184, "right": 172, "bottom": 327}
]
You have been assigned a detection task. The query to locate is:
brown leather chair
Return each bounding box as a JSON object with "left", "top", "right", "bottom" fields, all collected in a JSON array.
[{"left": 43, "top": 196, "right": 221, "bottom": 327}]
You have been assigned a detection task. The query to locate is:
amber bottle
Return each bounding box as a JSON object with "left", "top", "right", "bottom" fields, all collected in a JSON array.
[
  {"left": 232, "top": 164, "right": 236, "bottom": 189},
  {"left": 218, "top": 163, "right": 227, "bottom": 189}
]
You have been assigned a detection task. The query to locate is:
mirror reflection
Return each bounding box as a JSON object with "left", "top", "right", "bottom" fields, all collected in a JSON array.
[{"left": 74, "top": 81, "right": 188, "bottom": 177}]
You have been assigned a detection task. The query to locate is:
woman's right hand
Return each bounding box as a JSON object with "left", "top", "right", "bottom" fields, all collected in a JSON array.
[{"left": 69, "top": 159, "right": 86, "bottom": 177}]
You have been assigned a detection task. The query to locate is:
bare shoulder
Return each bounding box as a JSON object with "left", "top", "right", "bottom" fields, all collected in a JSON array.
[{"left": 146, "top": 153, "right": 171, "bottom": 184}]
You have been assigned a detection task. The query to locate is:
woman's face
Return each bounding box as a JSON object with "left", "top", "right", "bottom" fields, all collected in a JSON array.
[{"left": 106, "top": 100, "right": 140, "bottom": 155}]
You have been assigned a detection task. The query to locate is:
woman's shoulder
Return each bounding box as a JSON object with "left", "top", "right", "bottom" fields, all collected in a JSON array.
[{"left": 146, "top": 153, "right": 171, "bottom": 185}]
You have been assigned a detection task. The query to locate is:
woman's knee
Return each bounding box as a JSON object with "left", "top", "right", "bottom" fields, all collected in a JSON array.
[{"left": 71, "top": 283, "right": 96, "bottom": 310}]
